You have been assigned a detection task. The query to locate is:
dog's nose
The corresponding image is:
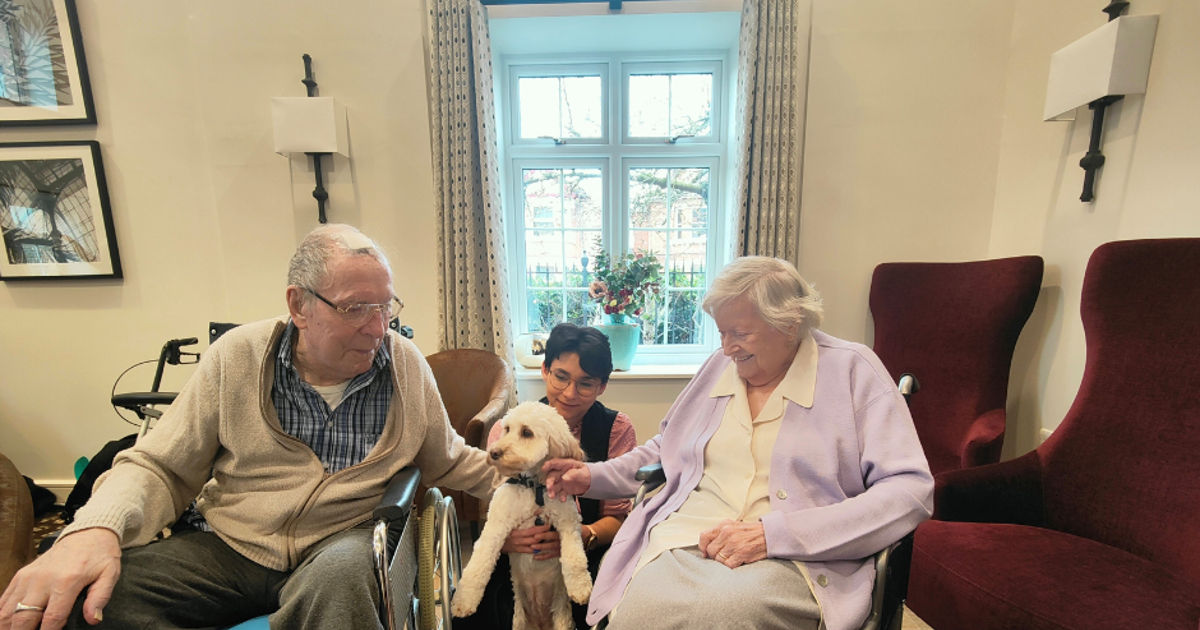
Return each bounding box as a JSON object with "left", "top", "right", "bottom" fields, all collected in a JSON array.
[{"left": 490, "top": 448, "right": 502, "bottom": 461}]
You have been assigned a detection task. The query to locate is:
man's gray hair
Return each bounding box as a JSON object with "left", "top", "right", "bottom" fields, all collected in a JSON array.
[
  {"left": 288, "top": 224, "right": 391, "bottom": 301},
  {"left": 701, "top": 256, "right": 824, "bottom": 336}
]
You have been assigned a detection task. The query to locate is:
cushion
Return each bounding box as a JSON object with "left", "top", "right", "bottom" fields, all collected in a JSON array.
[{"left": 909, "top": 521, "right": 1200, "bottom": 630}]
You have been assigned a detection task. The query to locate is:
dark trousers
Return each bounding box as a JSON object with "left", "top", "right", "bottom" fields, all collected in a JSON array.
[{"left": 66, "top": 524, "right": 383, "bottom": 630}]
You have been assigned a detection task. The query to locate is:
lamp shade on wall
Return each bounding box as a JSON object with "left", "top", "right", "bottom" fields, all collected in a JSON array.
[
  {"left": 271, "top": 97, "right": 348, "bottom": 155},
  {"left": 1043, "top": 15, "right": 1158, "bottom": 121}
]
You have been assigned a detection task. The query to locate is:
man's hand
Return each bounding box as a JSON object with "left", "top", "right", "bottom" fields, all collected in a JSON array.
[
  {"left": 699, "top": 519, "right": 768, "bottom": 568},
  {"left": 499, "top": 520, "right": 562, "bottom": 561},
  {"left": 0, "top": 528, "right": 121, "bottom": 629},
  {"left": 542, "top": 459, "right": 591, "bottom": 501}
]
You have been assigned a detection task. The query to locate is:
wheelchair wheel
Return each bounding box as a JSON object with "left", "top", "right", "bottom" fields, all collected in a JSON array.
[{"left": 418, "top": 488, "right": 461, "bottom": 630}]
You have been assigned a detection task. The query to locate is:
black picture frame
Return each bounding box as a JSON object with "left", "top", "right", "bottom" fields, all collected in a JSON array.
[
  {"left": 0, "top": 140, "right": 120, "bottom": 280},
  {"left": 0, "top": 0, "right": 96, "bottom": 126}
]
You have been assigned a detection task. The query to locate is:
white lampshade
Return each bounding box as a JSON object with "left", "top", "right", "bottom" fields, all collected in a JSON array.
[
  {"left": 271, "top": 97, "right": 348, "bottom": 155},
  {"left": 1043, "top": 15, "right": 1158, "bottom": 122}
]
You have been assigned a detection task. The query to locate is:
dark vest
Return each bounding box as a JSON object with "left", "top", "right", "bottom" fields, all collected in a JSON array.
[{"left": 539, "top": 396, "right": 617, "bottom": 526}]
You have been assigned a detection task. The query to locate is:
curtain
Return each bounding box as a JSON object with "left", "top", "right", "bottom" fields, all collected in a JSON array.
[
  {"left": 733, "top": 0, "right": 808, "bottom": 262},
  {"left": 425, "top": 0, "right": 514, "bottom": 358}
]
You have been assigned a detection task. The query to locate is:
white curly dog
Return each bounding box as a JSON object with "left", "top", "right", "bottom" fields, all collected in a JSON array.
[{"left": 451, "top": 401, "right": 593, "bottom": 630}]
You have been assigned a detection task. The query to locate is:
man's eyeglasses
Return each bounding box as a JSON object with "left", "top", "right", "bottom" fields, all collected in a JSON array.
[
  {"left": 547, "top": 369, "right": 602, "bottom": 397},
  {"left": 305, "top": 288, "right": 404, "bottom": 327}
]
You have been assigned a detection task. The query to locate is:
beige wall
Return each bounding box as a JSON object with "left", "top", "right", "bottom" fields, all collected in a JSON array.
[
  {"left": 988, "top": 0, "right": 1200, "bottom": 456},
  {"left": 0, "top": 1, "right": 442, "bottom": 487}
]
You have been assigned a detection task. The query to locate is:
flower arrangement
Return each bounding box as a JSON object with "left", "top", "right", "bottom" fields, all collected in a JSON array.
[{"left": 586, "top": 242, "right": 663, "bottom": 322}]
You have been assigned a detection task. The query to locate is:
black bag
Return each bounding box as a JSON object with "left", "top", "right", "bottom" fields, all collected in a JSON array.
[{"left": 63, "top": 433, "right": 137, "bottom": 523}]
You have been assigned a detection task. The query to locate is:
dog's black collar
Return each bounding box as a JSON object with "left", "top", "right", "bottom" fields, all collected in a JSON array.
[{"left": 506, "top": 474, "right": 546, "bottom": 507}]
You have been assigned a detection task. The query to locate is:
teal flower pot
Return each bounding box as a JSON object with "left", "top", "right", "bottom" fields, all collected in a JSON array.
[{"left": 597, "top": 313, "right": 640, "bottom": 371}]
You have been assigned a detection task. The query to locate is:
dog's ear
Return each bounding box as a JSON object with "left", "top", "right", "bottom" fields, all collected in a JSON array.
[{"left": 546, "top": 415, "right": 585, "bottom": 462}]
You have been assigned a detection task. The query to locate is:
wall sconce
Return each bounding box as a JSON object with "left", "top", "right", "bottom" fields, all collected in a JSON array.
[
  {"left": 271, "top": 54, "right": 347, "bottom": 223},
  {"left": 1043, "top": 3, "right": 1157, "bottom": 202}
]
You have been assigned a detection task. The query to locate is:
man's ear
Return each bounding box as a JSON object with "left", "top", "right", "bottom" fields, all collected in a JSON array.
[{"left": 286, "top": 286, "right": 309, "bottom": 329}]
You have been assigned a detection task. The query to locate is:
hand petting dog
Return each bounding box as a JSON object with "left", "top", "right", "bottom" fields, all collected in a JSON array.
[{"left": 452, "top": 402, "right": 593, "bottom": 630}]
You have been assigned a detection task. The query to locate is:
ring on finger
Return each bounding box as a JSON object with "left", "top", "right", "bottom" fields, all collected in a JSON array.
[
  {"left": 15, "top": 602, "right": 46, "bottom": 613},
  {"left": 717, "top": 551, "right": 730, "bottom": 561}
]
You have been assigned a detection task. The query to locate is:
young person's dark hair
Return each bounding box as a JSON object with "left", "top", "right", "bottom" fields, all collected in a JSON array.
[{"left": 542, "top": 323, "right": 614, "bottom": 383}]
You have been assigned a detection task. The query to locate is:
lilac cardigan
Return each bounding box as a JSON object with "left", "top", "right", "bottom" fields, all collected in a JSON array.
[{"left": 583, "top": 330, "right": 934, "bottom": 630}]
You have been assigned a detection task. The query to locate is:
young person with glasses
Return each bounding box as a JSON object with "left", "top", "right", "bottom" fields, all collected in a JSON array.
[{"left": 461, "top": 323, "right": 637, "bottom": 630}]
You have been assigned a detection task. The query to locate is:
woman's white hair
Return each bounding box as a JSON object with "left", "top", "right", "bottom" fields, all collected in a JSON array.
[
  {"left": 288, "top": 224, "right": 391, "bottom": 304},
  {"left": 701, "top": 256, "right": 824, "bottom": 336}
]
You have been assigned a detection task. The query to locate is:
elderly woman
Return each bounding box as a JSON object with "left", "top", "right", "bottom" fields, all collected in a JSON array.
[{"left": 543, "top": 256, "right": 934, "bottom": 630}]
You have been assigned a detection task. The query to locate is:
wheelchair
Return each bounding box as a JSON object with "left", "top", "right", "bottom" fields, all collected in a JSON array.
[
  {"left": 107, "top": 327, "right": 458, "bottom": 630},
  {"left": 593, "top": 373, "right": 921, "bottom": 630}
]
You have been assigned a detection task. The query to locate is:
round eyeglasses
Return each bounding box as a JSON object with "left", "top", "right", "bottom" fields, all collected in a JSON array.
[
  {"left": 305, "top": 288, "right": 404, "bottom": 327},
  {"left": 547, "top": 369, "right": 602, "bottom": 397}
]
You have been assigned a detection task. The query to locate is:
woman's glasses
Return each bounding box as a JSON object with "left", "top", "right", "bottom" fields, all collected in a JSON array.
[
  {"left": 306, "top": 288, "right": 404, "bottom": 328},
  {"left": 547, "top": 369, "right": 602, "bottom": 397}
]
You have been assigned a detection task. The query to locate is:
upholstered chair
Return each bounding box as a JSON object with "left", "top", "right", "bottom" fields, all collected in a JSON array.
[
  {"left": 907, "top": 239, "right": 1200, "bottom": 630},
  {"left": 1, "top": 453, "right": 35, "bottom": 592},
  {"left": 870, "top": 256, "right": 1043, "bottom": 475}
]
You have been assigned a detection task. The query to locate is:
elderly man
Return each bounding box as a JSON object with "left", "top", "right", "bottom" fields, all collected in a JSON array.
[{"left": 0, "top": 224, "right": 498, "bottom": 630}]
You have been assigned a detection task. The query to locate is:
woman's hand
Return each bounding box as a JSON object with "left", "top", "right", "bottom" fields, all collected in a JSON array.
[
  {"left": 542, "top": 459, "right": 591, "bottom": 501},
  {"left": 499, "top": 520, "right": 562, "bottom": 561},
  {"left": 699, "top": 519, "right": 768, "bottom": 568}
]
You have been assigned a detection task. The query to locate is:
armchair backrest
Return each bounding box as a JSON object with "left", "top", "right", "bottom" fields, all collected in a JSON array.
[
  {"left": 870, "top": 256, "right": 1043, "bottom": 474},
  {"left": 1040, "top": 238, "right": 1200, "bottom": 587},
  {"left": 424, "top": 348, "right": 511, "bottom": 442}
]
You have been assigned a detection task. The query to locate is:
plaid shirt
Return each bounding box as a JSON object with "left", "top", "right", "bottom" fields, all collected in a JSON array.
[{"left": 272, "top": 322, "right": 393, "bottom": 474}]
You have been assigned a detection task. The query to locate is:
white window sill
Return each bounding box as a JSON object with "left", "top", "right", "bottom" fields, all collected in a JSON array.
[{"left": 514, "top": 363, "right": 700, "bottom": 381}]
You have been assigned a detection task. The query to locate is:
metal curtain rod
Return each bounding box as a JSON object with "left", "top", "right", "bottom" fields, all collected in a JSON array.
[{"left": 481, "top": 0, "right": 667, "bottom": 11}]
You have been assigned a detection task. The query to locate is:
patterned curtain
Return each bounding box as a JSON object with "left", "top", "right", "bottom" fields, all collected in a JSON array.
[
  {"left": 733, "top": 0, "right": 807, "bottom": 262},
  {"left": 425, "top": 0, "right": 514, "bottom": 358}
]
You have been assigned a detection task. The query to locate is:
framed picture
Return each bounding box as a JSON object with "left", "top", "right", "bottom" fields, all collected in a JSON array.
[
  {"left": 0, "top": 141, "right": 120, "bottom": 280},
  {"left": 0, "top": 0, "right": 95, "bottom": 126}
]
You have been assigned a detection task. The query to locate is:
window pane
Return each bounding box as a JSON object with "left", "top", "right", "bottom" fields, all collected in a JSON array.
[
  {"left": 528, "top": 289, "right": 563, "bottom": 333},
  {"left": 629, "top": 229, "right": 666, "bottom": 260},
  {"left": 665, "top": 290, "right": 704, "bottom": 344},
  {"left": 526, "top": 230, "right": 564, "bottom": 288},
  {"left": 629, "top": 168, "right": 669, "bottom": 229},
  {"left": 668, "top": 168, "right": 709, "bottom": 229},
  {"left": 561, "top": 76, "right": 602, "bottom": 138},
  {"left": 563, "top": 169, "right": 602, "bottom": 228},
  {"left": 670, "top": 74, "right": 712, "bottom": 137},
  {"left": 519, "top": 78, "right": 561, "bottom": 139},
  {"left": 524, "top": 169, "right": 562, "bottom": 229},
  {"left": 628, "top": 75, "right": 669, "bottom": 137},
  {"left": 564, "top": 230, "right": 600, "bottom": 287},
  {"left": 565, "top": 289, "right": 598, "bottom": 327},
  {"left": 667, "top": 248, "right": 706, "bottom": 289}
]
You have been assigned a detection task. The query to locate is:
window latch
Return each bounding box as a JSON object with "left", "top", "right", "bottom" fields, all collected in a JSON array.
[
  {"left": 665, "top": 134, "right": 695, "bottom": 144},
  {"left": 538, "top": 135, "right": 567, "bottom": 145}
]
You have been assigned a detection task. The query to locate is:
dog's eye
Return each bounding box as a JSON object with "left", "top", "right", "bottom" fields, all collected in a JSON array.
[
  {"left": 503, "top": 426, "right": 509, "bottom": 434},
  {"left": 521, "top": 427, "right": 534, "bottom": 438}
]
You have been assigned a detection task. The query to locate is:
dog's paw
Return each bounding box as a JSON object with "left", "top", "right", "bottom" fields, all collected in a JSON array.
[
  {"left": 450, "top": 598, "right": 477, "bottom": 618},
  {"left": 565, "top": 572, "right": 593, "bottom": 605}
]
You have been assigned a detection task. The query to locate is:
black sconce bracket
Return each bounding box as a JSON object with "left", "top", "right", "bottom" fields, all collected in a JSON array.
[{"left": 301, "top": 54, "right": 331, "bottom": 223}]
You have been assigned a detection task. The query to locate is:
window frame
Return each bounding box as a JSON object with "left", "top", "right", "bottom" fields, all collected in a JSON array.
[{"left": 501, "top": 51, "right": 731, "bottom": 365}]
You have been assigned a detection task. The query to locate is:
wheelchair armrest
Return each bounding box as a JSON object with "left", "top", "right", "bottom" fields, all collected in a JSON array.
[
  {"left": 373, "top": 466, "right": 422, "bottom": 523},
  {"left": 633, "top": 463, "right": 665, "bottom": 508},
  {"left": 111, "top": 392, "right": 178, "bottom": 409},
  {"left": 861, "top": 531, "right": 914, "bottom": 630}
]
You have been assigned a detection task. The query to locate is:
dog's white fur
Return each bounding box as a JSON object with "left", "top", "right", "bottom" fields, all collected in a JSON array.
[{"left": 451, "top": 401, "right": 593, "bottom": 630}]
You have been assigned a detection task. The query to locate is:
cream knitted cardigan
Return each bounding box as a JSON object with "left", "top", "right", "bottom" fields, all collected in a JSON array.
[{"left": 61, "top": 318, "right": 499, "bottom": 571}]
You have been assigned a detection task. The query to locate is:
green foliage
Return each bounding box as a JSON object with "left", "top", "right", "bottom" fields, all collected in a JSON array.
[{"left": 587, "top": 238, "right": 663, "bottom": 320}]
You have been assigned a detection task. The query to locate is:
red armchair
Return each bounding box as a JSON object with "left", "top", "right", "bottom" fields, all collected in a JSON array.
[
  {"left": 870, "top": 256, "right": 1043, "bottom": 475},
  {"left": 907, "top": 239, "right": 1200, "bottom": 630}
]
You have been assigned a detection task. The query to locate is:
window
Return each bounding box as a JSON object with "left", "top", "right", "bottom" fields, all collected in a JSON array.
[{"left": 501, "top": 53, "right": 730, "bottom": 364}]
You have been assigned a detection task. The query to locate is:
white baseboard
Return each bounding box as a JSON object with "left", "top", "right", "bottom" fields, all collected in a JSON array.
[{"left": 33, "top": 479, "right": 75, "bottom": 505}]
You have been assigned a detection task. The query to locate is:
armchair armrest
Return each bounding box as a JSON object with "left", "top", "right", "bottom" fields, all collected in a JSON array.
[
  {"left": 465, "top": 397, "right": 508, "bottom": 449},
  {"left": 958, "top": 408, "right": 1007, "bottom": 469},
  {"left": 373, "top": 466, "right": 422, "bottom": 523},
  {"left": 933, "top": 450, "right": 1045, "bottom": 526}
]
